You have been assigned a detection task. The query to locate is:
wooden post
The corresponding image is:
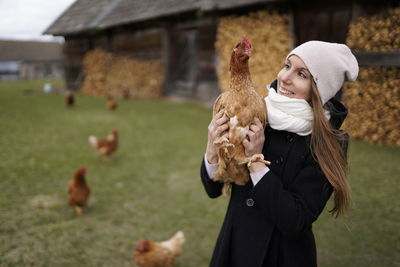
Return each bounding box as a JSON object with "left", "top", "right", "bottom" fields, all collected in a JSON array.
[
  {"left": 161, "top": 23, "right": 172, "bottom": 94},
  {"left": 354, "top": 51, "right": 400, "bottom": 67}
]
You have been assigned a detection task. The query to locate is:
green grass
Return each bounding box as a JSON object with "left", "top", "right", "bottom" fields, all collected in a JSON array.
[{"left": 0, "top": 79, "right": 399, "bottom": 266}]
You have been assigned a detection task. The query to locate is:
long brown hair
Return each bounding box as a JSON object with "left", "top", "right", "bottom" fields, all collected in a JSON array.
[{"left": 309, "top": 82, "right": 351, "bottom": 217}]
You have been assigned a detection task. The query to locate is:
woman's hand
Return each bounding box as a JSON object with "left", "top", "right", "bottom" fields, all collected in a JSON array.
[
  {"left": 243, "top": 117, "right": 267, "bottom": 173},
  {"left": 206, "top": 109, "right": 229, "bottom": 164},
  {"left": 243, "top": 117, "right": 265, "bottom": 157}
]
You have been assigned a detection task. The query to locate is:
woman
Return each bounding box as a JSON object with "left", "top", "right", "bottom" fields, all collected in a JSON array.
[{"left": 200, "top": 41, "right": 359, "bottom": 267}]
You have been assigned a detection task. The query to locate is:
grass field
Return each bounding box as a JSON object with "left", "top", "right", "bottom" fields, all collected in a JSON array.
[{"left": 0, "top": 79, "right": 399, "bottom": 266}]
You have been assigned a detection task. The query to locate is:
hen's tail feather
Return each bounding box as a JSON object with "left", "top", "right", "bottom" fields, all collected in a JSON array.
[
  {"left": 88, "top": 136, "right": 98, "bottom": 147},
  {"left": 172, "top": 231, "right": 185, "bottom": 247},
  {"left": 172, "top": 231, "right": 185, "bottom": 256}
]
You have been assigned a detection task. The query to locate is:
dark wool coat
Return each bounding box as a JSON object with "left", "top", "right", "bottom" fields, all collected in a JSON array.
[{"left": 200, "top": 84, "right": 348, "bottom": 267}]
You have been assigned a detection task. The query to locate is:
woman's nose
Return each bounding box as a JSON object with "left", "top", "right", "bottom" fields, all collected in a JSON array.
[{"left": 281, "top": 71, "right": 292, "bottom": 84}]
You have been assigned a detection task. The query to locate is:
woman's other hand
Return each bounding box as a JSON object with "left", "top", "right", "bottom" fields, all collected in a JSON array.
[
  {"left": 206, "top": 109, "right": 229, "bottom": 164},
  {"left": 243, "top": 117, "right": 265, "bottom": 157},
  {"left": 243, "top": 117, "right": 267, "bottom": 173}
]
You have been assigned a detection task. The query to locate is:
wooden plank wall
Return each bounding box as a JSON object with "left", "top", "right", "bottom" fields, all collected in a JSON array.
[
  {"left": 111, "top": 28, "right": 163, "bottom": 59},
  {"left": 63, "top": 28, "right": 164, "bottom": 90},
  {"left": 292, "top": 2, "right": 353, "bottom": 45},
  {"left": 163, "top": 19, "right": 218, "bottom": 100},
  {"left": 197, "top": 22, "right": 218, "bottom": 82},
  {"left": 63, "top": 36, "right": 91, "bottom": 90}
]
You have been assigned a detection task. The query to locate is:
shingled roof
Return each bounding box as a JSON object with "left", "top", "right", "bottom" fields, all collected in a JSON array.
[
  {"left": 0, "top": 40, "right": 62, "bottom": 61},
  {"left": 44, "top": 0, "right": 279, "bottom": 35}
]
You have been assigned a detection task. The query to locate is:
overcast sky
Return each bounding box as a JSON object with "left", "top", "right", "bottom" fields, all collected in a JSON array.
[{"left": 0, "top": 0, "right": 76, "bottom": 41}]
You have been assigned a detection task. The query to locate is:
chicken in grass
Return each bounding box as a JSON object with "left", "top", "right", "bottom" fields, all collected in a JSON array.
[
  {"left": 107, "top": 95, "right": 117, "bottom": 110},
  {"left": 212, "top": 36, "right": 270, "bottom": 194},
  {"left": 134, "top": 231, "right": 185, "bottom": 267},
  {"left": 68, "top": 167, "right": 90, "bottom": 216},
  {"left": 65, "top": 90, "right": 74, "bottom": 107},
  {"left": 88, "top": 129, "right": 119, "bottom": 161}
]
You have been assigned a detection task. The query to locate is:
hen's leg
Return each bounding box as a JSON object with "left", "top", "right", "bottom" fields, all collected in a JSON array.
[
  {"left": 213, "top": 135, "right": 234, "bottom": 149},
  {"left": 222, "top": 183, "right": 232, "bottom": 196},
  {"left": 101, "top": 155, "right": 111, "bottom": 162},
  {"left": 214, "top": 135, "right": 235, "bottom": 160},
  {"left": 74, "top": 206, "right": 83, "bottom": 216},
  {"left": 247, "top": 154, "right": 271, "bottom": 167}
]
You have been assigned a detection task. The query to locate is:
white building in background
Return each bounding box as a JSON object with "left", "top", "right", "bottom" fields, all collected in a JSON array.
[
  {"left": 0, "top": 61, "right": 20, "bottom": 80},
  {"left": 0, "top": 40, "right": 64, "bottom": 80}
]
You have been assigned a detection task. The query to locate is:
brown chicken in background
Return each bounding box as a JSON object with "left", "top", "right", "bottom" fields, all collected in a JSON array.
[
  {"left": 88, "top": 130, "right": 119, "bottom": 161},
  {"left": 65, "top": 90, "right": 74, "bottom": 107},
  {"left": 107, "top": 95, "right": 117, "bottom": 110},
  {"left": 68, "top": 167, "right": 90, "bottom": 216},
  {"left": 134, "top": 231, "right": 185, "bottom": 267},
  {"left": 212, "top": 36, "right": 270, "bottom": 194}
]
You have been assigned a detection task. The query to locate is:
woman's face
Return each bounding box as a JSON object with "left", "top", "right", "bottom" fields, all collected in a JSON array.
[{"left": 277, "top": 55, "right": 312, "bottom": 101}]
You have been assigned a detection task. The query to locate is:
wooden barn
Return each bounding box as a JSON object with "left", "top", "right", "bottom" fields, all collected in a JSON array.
[{"left": 44, "top": 0, "right": 399, "bottom": 103}]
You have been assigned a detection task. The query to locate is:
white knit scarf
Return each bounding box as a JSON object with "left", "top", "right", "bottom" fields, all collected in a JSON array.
[{"left": 265, "top": 87, "right": 330, "bottom": 136}]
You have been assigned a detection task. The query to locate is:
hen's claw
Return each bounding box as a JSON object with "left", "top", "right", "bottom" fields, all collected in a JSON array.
[{"left": 247, "top": 154, "right": 271, "bottom": 168}]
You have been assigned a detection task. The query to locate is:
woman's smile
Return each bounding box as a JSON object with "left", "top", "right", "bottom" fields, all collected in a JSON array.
[{"left": 278, "top": 86, "right": 295, "bottom": 96}]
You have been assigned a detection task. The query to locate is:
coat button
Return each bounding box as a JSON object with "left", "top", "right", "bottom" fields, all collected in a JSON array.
[
  {"left": 246, "top": 198, "right": 254, "bottom": 207},
  {"left": 286, "top": 134, "right": 294, "bottom": 143},
  {"left": 275, "top": 156, "right": 284, "bottom": 165}
]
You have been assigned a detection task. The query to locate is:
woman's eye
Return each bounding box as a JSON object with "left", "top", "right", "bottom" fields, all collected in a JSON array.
[
  {"left": 284, "top": 63, "right": 290, "bottom": 69},
  {"left": 298, "top": 72, "right": 307, "bottom": 78}
]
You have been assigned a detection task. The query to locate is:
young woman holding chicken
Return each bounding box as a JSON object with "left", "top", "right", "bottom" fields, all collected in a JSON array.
[{"left": 200, "top": 41, "right": 359, "bottom": 267}]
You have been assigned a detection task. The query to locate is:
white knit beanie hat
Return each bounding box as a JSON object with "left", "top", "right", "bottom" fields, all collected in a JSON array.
[{"left": 287, "top": 40, "right": 359, "bottom": 104}]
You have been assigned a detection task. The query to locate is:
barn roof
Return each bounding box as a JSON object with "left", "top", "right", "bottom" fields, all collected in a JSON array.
[
  {"left": 0, "top": 40, "right": 62, "bottom": 61},
  {"left": 44, "top": 0, "right": 280, "bottom": 36}
]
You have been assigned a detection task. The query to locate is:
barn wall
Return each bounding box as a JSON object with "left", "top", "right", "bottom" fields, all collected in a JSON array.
[
  {"left": 111, "top": 28, "right": 163, "bottom": 59},
  {"left": 63, "top": 36, "right": 91, "bottom": 90},
  {"left": 292, "top": 2, "right": 353, "bottom": 45},
  {"left": 194, "top": 19, "right": 219, "bottom": 103},
  {"left": 63, "top": 27, "right": 164, "bottom": 91},
  {"left": 197, "top": 21, "right": 218, "bottom": 82},
  {"left": 163, "top": 18, "right": 219, "bottom": 103}
]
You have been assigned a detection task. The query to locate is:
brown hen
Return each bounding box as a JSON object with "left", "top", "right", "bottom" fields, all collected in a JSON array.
[
  {"left": 107, "top": 95, "right": 117, "bottom": 110},
  {"left": 134, "top": 231, "right": 185, "bottom": 267},
  {"left": 213, "top": 36, "right": 270, "bottom": 194},
  {"left": 65, "top": 90, "right": 74, "bottom": 107},
  {"left": 68, "top": 167, "right": 90, "bottom": 216},
  {"left": 88, "top": 130, "right": 119, "bottom": 161}
]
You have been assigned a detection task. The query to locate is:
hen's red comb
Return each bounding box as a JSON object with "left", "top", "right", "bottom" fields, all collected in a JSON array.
[{"left": 242, "top": 36, "right": 252, "bottom": 50}]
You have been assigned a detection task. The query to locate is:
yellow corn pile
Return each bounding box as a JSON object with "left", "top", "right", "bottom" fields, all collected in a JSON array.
[
  {"left": 344, "top": 7, "right": 400, "bottom": 146},
  {"left": 80, "top": 49, "right": 163, "bottom": 98},
  {"left": 215, "top": 10, "right": 290, "bottom": 97}
]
